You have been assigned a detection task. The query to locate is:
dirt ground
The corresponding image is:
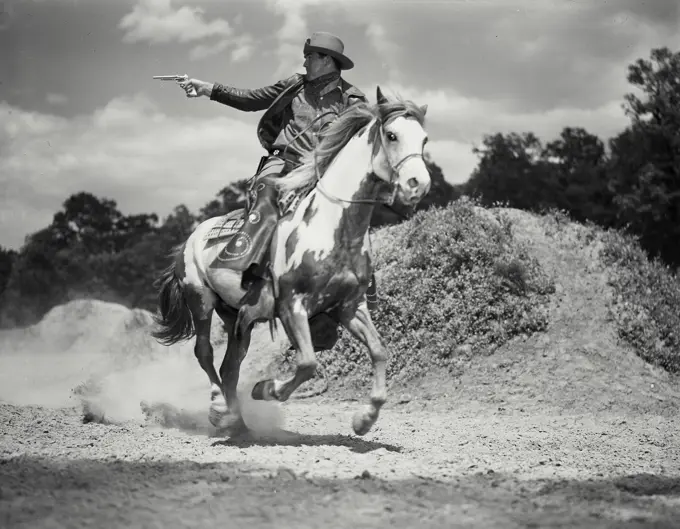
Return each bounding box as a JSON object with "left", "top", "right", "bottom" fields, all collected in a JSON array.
[
  {"left": 1, "top": 396, "right": 679, "bottom": 529},
  {"left": 2, "top": 209, "right": 680, "bottom": 528}
]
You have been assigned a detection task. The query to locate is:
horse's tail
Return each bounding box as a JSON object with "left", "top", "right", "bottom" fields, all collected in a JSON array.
[{"left": 151, "top": 244, "right": 195, "bottom": 346}]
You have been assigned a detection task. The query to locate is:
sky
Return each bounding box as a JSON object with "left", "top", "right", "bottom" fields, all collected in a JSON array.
[{"left": 1, "top": 0, "right": 679, "bottom": 250}]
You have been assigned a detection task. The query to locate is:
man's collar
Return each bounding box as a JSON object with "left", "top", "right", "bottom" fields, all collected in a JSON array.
[{"left": 319, "top": 77, "right": 341, "bottom": 96}]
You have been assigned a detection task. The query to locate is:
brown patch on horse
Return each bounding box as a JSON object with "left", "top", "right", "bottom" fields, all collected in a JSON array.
[
  {"left": 302, "top": 194, "right": 317, "bottom": 223},
  {"left": 276, "top": 173, "right": 378, "bottom": 319},
  {"left": 235, "top": 279, "right": 276, "bottom": 340},
  {"left": 285, "top": 227, "right": 300, "bottom": 263},
  {"left": 285, "top": 193, "right": 320, "bottom": 262}
]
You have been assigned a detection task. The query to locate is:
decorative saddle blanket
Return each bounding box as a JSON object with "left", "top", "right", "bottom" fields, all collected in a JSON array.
[{"left": 204, "top": 209, "right": 246, "bottom": 242}]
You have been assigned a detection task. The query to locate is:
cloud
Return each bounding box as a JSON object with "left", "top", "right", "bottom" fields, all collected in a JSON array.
[
  {"left": 263, "top": 0, "right": 351, "bottom": 76},
  {"left": 119, "top": 0, "right": 253, "bottom": 60},
  {"left": 426, "top": 140, "right": 480, "bottom": 185},
  {"left": 383, "top": 83, "right": 630, "bottom": 145},
  {"left": 329, "top": 0, "right": 679, "bottom": 114},
  {"left": 187, "top": 33, "right": 252, "bottom": 61},
  {"left": 265, "top": 0, "right": 309, "bottom": 77},
  {"left": 0, "top": 96, "right": 264, "bottom": 250},
  {"left": 365, "top": 22, "right": 400, "bottom": 82},
  {"left": 372, "top": 82, "right": 630, "bottom": 186},
  {"left": 46, "top": 93, "right": 68, "bottom": 106},
  {"left": 0, "top": 0, "right": 14, "bottom": 30}
]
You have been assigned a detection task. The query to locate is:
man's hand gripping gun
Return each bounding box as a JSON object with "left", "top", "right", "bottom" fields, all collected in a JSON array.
[{"left": 152, "top": 74, "right": 197, "bottom": 96}]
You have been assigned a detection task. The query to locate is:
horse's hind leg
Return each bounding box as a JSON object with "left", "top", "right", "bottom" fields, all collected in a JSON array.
[
  {"left": 211, "top": 305, "right": 251, "bottom": 435},
  {"left": 339, "top": 301, "right": 388, "bottom": 436},
  {"left": 251, "top": 297, "right": 318, "bottom": 402},
  {"left": 184, "top": 286, "right": 228, "bottom": 428},
  {"left": 189, "top": 302, "right": 220, "bottom": 390}
]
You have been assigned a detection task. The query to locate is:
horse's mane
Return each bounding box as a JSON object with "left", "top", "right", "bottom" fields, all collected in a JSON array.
[{"left": 271, "top": 95, "right": 427, "bottom": 195}]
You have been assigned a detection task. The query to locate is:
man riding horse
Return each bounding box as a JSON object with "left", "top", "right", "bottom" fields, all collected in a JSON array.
[{"left": 176, "top": 31, "right": 378, "bottom": 350}]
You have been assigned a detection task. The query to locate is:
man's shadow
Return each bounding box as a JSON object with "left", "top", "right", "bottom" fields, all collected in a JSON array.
[{"left": 212, "top": 428, "right": 402, "bottom": 454}]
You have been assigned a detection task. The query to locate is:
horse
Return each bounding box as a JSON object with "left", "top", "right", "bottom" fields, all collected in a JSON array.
[{"left": 151, "top": 86, "right": 431, "bottom": 437}]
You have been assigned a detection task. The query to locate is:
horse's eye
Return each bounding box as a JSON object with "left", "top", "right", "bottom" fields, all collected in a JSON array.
[{"left": 386, "top": 132, "right": 397, "bottom": 142}]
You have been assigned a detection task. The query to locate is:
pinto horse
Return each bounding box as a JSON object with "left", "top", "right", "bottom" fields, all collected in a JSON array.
[{"left": 151, "top": 87, "right": 431, "bottom": 437}]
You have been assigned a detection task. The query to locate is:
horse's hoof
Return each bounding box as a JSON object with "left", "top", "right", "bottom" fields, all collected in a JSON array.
[
  {"left": 217, "top": 415, "right": 249, "bottom": 438},
  {"left": 251, "top": 379, "right": 277, "bottom": 401},
  {"left": 209, "top": 407, "right": 228, "bottom": 429},
  {"left": 352, "top": 410, "right": 374, "bottom": 436}
]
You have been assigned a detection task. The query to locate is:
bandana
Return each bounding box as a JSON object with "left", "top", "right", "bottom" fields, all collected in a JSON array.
[{"left": 305, "top": 71, "right": 341, "bottom": 93}]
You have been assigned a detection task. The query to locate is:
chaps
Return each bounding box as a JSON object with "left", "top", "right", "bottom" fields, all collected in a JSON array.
[{"left": 212, "top": 156, "right": 288, "bottom": 276}]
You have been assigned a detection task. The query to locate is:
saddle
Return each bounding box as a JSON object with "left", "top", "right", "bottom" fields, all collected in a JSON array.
[{"left": 204, "top": 209, "right": 246, "bottom": 242}]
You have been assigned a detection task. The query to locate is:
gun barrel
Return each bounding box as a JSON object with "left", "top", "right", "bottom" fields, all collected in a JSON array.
[{"left": 153, "top": 75, "right": 187, "bottom": 80}]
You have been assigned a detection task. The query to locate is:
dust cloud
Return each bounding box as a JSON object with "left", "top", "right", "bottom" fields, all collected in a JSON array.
[{"left": 0, "top": 299, "right": 292, "bottom": 435}]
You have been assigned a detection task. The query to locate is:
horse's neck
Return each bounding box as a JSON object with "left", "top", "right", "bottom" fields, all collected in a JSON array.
[
  {"left": 319, "top": 133, "right": 374, "bottom": 202},
  {"left": 313, "top": 132, "right": 379, "bottom": 244}
]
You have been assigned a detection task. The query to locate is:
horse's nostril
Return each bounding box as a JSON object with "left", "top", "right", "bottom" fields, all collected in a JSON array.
[{"left": 407, "top": 177, "right": 419, "bottom": 189}]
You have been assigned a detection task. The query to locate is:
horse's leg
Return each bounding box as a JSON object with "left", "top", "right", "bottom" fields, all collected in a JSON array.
[
  {"left": 211, "top": 305, "right": 251, "bottom": 434},
  {"left": 184, "top": 286, "right": 231, "bottom": 430},
  {"left": 187, "top": 301, "right": 220, "bottom": 390},
  {"left": 251, "top": 298, "right": 318, "bottom": 402},
  {"left": 339, "top": 301, "right": 388, "bottom": 436}
]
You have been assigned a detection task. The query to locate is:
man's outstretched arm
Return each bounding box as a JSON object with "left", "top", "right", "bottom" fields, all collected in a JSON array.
[{"left": 177, "top": 75, "right": 300, "bottom": 112}]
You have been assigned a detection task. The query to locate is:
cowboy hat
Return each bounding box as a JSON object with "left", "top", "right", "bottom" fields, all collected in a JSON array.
[{"left": 303, "top": 31, "right": 354, "bottom": 70}]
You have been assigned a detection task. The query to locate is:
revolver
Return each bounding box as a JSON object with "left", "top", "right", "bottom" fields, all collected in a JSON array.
[{"left": 152, "top": 74, "right": 197, "bottom": 96}]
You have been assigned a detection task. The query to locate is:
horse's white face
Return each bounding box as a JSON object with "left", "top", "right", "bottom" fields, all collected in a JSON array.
[{"left": 372, "top": 115, "right": 431, "bottom": 207}]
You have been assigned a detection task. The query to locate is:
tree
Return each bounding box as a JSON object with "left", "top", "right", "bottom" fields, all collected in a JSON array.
[
  {"left": 463, "top": 132, "right": 558, "bottom": 211},
  {"left": 51, "top": 192, "right": 124, "bottom": 253},
  {"left": 0, "top": 247, "right": 17, "bottom": 296},
  {"left": 0, "top": 193, "right": 168, "bottom": 327},
  {"left": 198, "top": 181, "right": 249, "bottom": 222},
  {"left": 608, "top": 47, "right": 680, "bottom": 265},
  {"left": 543, "top": 127, "right": 615, "bottom": 225}
]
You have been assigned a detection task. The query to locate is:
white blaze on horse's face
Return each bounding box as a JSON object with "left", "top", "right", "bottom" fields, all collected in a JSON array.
[{"left": 373, "top": 116, "right": 431, "bottom": 206}]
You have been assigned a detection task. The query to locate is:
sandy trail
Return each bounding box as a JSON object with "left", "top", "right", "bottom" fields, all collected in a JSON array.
[{"left": 1, "top": 397, "right": 678, "bottom": 529}]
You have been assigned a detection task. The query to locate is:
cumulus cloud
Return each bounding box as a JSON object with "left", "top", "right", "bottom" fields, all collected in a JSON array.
[
  {"left": 383, "top": 84, "right": 630, "bottom": 146},
  {"left": 372, "top": 82, "right": 631, "bottom": 186},
  {"left": 265, "top": 0, "right": 309, "bottom": 77},
  {"left": 263, "top": 0, "right": 351, "bottom": 76},
  {"left": 119, "top": 0, "right": 253, "bottom": 60},
  {"left": 0, "top": 96, "right": 263, "bottom": 249},
  {"left": 338, "top": 0, "right": 679, "bottom": 114}
]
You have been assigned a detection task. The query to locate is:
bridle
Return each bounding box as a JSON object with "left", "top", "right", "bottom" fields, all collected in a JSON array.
[{"left": 314, "top": 118, "right": 426, "bottom": 207}]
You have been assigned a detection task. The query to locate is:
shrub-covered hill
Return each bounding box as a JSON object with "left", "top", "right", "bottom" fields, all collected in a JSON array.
[
  {"left": 313, "top": 198, "right": 680, "bottom": 398},
  {"left": 4, "top": 198, "right": 678, "bottom": 416}
]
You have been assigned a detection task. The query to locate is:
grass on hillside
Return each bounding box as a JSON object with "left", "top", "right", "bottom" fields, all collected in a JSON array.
[
  {"left": 531, "top": 206, "right": 680, "bottom": 375},
  {"left": 316, "top": 197, "right": 556, "bottom": 387},
  {"left": 600, "top": 228, "right": 680, "bottom": 373}
]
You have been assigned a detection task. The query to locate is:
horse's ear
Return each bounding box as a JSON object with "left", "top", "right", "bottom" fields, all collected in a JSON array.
[
  {"left": 376, "top": 86, "right": 388, "bottom": 105},
  {"left": 420, "top": 104, "right": 428, "bottom": 115}
]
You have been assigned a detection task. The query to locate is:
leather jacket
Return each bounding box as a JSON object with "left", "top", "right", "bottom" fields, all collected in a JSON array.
[{"left": 210, "top": 74, "right": 368, "bottom": 152}]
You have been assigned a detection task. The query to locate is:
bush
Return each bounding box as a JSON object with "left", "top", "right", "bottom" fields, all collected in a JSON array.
[
  {"left": 318, "top": 197, "right": 556, "bottom": 387},
  {"left": 600, "top": 229, "right": 680, "bottom": 372}
]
